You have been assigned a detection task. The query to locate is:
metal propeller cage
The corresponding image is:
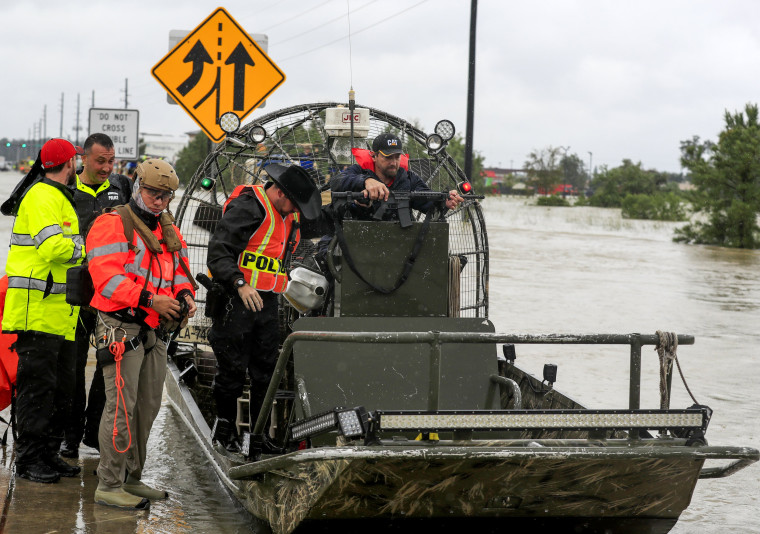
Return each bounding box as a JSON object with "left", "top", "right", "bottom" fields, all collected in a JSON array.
[{"left": 174, "top": 102, "right": 490, "bottom": 337}]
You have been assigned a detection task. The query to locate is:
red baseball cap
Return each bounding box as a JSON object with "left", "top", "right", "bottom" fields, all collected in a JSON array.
[{"left": 40, "top": 138, "right": 84, "bottom": 169}]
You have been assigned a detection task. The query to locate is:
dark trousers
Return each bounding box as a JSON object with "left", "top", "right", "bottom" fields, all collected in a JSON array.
[
  {"left": 64, "top": 309, "right": 106, "bottom": 446},
  {"left": 209, "top": 291, "right": 280, "bottom": 430},
  {"left": 14, "top": 332, "right": 76, "bottom": 465}
]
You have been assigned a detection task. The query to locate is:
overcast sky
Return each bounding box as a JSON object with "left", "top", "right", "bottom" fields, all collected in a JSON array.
[{"left": 2, "top": 0, "right": 759, "bottom": 174}]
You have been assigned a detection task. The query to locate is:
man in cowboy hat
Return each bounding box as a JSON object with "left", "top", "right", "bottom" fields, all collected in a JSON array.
[{"left": 206, "top": 163, "right": 322, "bottom": 451}]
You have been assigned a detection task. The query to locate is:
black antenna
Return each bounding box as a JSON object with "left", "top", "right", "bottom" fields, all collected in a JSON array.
[{"left": 464, "top": 0, "right": 478, "bottom": 180}]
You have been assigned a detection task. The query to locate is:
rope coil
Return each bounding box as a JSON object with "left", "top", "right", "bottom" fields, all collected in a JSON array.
[
  {"left": 655, "top": 330, "right": 699, "bottom": 409},
  {"left": 102, "top": 325, "right": 133, "bottom": 454}
]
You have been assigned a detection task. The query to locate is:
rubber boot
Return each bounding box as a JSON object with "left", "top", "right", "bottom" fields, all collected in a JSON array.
[
  {"left": 94, "top": 485, "right": 150, "bottom": 509},
  {"left": 124, "top": 474, "right": 168, "bottom": 500}
]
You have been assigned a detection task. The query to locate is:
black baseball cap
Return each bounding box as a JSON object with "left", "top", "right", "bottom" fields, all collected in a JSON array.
[{"left": 372, "top": 133, "right": 403, "bottom": 156}]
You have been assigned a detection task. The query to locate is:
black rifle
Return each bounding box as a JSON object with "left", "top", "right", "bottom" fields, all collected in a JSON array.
[{"left": 331, "top": 190, "right": 483, "bottom": 228}]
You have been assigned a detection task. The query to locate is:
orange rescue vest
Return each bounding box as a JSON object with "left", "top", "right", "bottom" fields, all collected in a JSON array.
[{"left": 224, "top": 184, "right": 300, "bottom": 293}]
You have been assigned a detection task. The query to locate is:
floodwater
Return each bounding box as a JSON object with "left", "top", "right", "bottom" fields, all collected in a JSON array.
[{"left": 0, "top": 173, "right": 757, "bottom": 533}]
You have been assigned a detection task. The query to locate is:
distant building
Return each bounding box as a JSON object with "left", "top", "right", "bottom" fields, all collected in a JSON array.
[
  {"left": 140, "top": 132, "right": 190, "bottom": 163},
  {"left": 481, "top": 167, "right": 530, "bottom": 195}
]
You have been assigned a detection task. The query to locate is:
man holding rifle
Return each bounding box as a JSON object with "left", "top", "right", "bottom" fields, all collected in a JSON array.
[{"left": 332, "top": 133, "right": 463, "bottom": 214}]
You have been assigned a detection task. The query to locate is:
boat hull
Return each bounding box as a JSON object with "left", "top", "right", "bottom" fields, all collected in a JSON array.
[
  {"left": 165, "top": 360, "right": 711, "bottom": 534},
  {"left": 239, "top": 450, "right": 701, "bottom": 534}
]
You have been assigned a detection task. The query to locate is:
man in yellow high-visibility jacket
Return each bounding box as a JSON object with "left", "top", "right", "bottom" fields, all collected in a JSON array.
[{"left": 2, "top": 138, "right": 85, "bottom": 484}]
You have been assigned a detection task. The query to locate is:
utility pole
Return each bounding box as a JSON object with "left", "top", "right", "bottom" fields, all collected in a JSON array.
[
  {"left": 464, "top": 0, "right": 478, "bottom": 181},
  {"left": 43, "top": 105, "right": 47, "bottom": 140},
  {"left": 75, "top": 93, "right": 81, "bottom": 145},
  {"left": 59, "top": 92, "right": 64, "bottom": 137},
  {"left": 587, "top": 151, "right": 593, "bottom": 181},
  {"left": 123, "top": 78, "right": 129, "bottom": 109},
  {"left": 91, "top": 90, "right": 95, "bottom": 108}
]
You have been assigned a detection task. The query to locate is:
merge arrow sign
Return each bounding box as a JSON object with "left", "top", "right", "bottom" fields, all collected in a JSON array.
[
  {"left": 225, "top": 42, "right": 255, "bottom": 111},
  {"left": 151, "top": 8, "right": 286, "bottom": 142}
]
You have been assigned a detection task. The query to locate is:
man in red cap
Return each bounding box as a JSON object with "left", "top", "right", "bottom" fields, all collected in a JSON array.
[{"left": 1, "top": 138, "right": 85, "bottom": 483}]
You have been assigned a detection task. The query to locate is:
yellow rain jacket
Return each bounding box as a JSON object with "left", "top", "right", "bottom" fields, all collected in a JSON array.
[{"left": 2, "top": 178, "right": 84, "bottom": 340}]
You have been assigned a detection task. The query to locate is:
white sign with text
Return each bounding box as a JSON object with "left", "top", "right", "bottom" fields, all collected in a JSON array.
[{"left": 88, "top": 108, "right": 139, "bottom": 159}]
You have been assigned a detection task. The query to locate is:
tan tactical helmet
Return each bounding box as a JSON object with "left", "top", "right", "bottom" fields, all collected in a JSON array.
[{"left": 136, "top": 158, "right": 179, "bottom": 191}]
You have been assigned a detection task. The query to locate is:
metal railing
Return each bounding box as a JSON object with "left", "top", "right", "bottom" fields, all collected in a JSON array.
[{"left": 252, "top": 331, "right": 694, "bottom": 436}]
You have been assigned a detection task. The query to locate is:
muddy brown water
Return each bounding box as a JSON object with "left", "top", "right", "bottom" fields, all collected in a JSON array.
[{"left": 0, "top": 178, "right": 757, "bottom": 533}]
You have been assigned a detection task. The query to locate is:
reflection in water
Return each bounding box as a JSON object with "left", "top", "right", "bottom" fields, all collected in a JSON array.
[{"left": 0, "top": 182, "right": 757, "bottom": 533}]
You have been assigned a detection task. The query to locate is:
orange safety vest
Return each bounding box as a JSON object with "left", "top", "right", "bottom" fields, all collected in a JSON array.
[
  {"left": 224, "top": 184, "right": 300, "bottom": 294},
  {"left": 86, "top": 211, "right": 195, "bottom": 329}
]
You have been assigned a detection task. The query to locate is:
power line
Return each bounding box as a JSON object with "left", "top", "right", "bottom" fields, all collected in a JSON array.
[
  {"left": 278, "top": 0, "right": 428, "bottom": 63},
  {"left": 260, "top": 0, "right": 334, "bottom": 32},
  {"left": 272, "top": 0, "right": 377, "bottom": 45}
]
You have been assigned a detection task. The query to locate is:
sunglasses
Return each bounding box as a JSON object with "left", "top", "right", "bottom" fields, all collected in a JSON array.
[{"left": 142, "top": 186, "right": 174, "bottom": 201}]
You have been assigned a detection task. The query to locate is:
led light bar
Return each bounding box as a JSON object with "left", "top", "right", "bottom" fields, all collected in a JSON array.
[
  {"left": 336, "top": 410, "right": 364, "bottom": 437},
  {"left": 377, "top": 409, "right": 707, "bottom": 432},
  {"left": 290, "top": 411, "right": 337, "bottom": 441},
  {"left": 290, "top": 406, "right": 368, "bottom": 441}
]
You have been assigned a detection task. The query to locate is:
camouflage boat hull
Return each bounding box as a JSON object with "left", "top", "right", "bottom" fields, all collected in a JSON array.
[
  {"left": 165, "top": 356, "right": 756, "bottom": 534},
  {"left": 236, "top": 449, "right": 702, "bottom": 534}
]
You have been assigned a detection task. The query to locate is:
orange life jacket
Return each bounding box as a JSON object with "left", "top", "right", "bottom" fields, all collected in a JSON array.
[
  {"left": 351, "top": 148, "right": 410, "bottom": 172},
  {"left": 86, "top": 211, "right": 195, "bottom": 328},
  {"left": 225, "top": 184, "right": 300, "bottom": 294}
]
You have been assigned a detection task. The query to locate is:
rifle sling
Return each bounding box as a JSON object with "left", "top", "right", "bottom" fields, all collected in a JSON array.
[{"left": 334, "top": 209, "right": 433, "bottom": 295}]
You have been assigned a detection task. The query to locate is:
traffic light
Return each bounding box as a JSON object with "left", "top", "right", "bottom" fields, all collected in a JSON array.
[
  {"left": 21, "top": 143, "right": 26, "bottom": 148},
  {"left": 5, "top": 142, "right": 9, "bottom": 147}
]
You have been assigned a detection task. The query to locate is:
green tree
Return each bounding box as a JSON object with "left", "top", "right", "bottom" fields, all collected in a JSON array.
[
  {"left": 446, "top": 134, "right": 485, "bottom": 194},
  {"left": 621, "top": 192, "right": 685, "bottom": 221},
  {"left": 560, "top": 153, "right": 587, "bottom": 192},
  {"left": 174, "top": 133, "right": 212, "bottom": 186},
  {"left": 525, "top": 146, "right": 563, "bottom": 195},
  {"left": 589, "top": 159, "right": 661, "bottom": 207},
  {"left": 677, "top": 103, "right": 760, "bottom": 248}
]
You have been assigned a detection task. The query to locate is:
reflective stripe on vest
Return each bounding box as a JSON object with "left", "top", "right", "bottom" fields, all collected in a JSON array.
[
  {"left": 234, "top": 185, "right": 299, "bottom": 293},
  {"left": 7, "top": 275, "right": 67, "bottom": 295}
]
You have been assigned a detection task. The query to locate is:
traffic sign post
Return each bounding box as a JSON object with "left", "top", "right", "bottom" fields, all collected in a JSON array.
[
  {"left": 152, "top": 8, "right": 285, "bottom": 142},
  {"left": 88, "top": 108, "right": 140, "bottom": 159}
]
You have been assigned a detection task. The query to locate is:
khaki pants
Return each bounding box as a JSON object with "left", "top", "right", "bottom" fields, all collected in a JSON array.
[{"left": 95, "top": 313, "right": 166, "bottom": 488}]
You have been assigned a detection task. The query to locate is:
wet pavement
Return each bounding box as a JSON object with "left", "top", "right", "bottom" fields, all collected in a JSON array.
[{"left": 0, "top": 359, "right": 256, "bottom": 534}]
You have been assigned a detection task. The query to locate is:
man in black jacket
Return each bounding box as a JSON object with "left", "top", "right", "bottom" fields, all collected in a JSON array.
[
  {"left": 60, "top": 133, "right": 132, "bottom": 458},
  {"left": 332, "top": 133, "right": 463, "bottom": 215}
]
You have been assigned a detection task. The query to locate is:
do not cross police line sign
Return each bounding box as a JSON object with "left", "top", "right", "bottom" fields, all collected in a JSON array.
[
  {"left": 88, "top": 108, "right": 140, "bottom": 159},
  {"left": 152, "top": 8, "right": 286, "bottom": 142}
]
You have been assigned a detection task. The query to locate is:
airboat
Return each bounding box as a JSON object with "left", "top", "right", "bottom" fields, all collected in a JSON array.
[{"left": 165, "top": 102, "right": 758, "bottom": 534}]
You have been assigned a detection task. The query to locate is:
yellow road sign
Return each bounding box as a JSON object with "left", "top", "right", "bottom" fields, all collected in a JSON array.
[{"left": 152, "top": 8, "right": 285, "bottom": 142}]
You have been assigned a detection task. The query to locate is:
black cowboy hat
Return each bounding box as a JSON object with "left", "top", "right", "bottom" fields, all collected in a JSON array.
[{"left": 265, "top": 163, "right": 322, "bottom": 220}]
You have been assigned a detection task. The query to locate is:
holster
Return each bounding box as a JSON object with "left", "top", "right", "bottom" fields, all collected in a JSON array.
[{"left": 204, "top": 282, "right": 229, "bottom": 318}]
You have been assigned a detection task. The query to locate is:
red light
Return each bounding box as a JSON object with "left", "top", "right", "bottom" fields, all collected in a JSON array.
[{"left": 458, "top": 181, "right": 472, "bottom": 194}]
